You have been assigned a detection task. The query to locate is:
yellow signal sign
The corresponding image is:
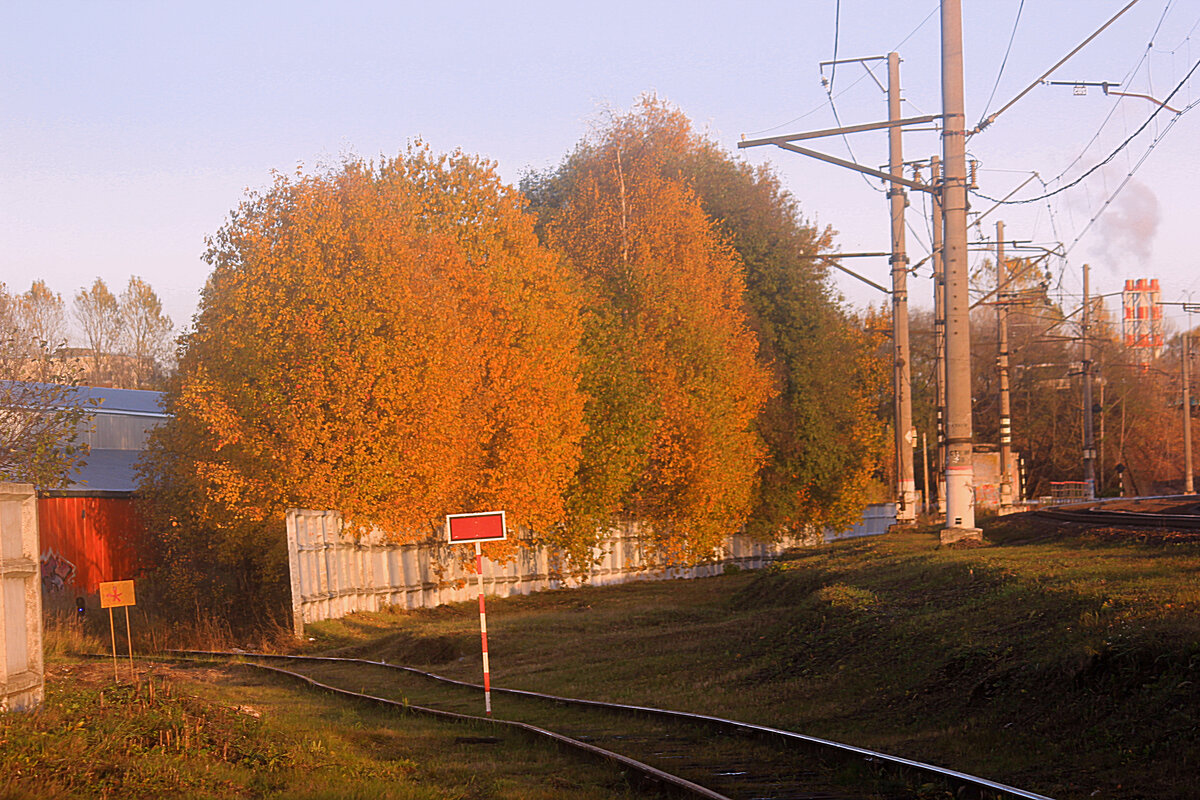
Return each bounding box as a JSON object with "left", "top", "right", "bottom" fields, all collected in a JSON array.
[{"left": 99, "top": 580, "right": 136, "bottom": 609}]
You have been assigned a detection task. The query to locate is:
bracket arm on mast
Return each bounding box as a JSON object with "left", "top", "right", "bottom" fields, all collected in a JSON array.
[
  {"left": 771, "top": 142, "right": 934, "bottom": 193},
  {"left": 738, "top": 114, "right": 940, "bottom": 149}
]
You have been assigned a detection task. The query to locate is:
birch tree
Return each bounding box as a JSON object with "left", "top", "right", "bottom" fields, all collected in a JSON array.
[
  {"left": 527, "top": 101, "right": 773, "bottom": 559},
  {"left": 526, "top": 97, "right": 886, "bottom": 544},
  {"left": 73, "top": 278, "right": 123, "bottom": 383},
  {"left": 0, "top": 283, "right": 89, "bottom": 487},
  {"left": 14, "top": 280, "right": 68, "bottom": 355},
  {"left": 119, "top": 276, "right": 173, "bottom": 387}
]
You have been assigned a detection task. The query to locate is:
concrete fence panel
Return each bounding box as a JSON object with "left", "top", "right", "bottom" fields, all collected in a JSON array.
[
  {"left": 823, "top": 502, "right": 899, "bottom": 542},
  {"left": 1, "top": 483, "right": 44, "bottom": 712},
  {"left": 284, "top": 506, "right": 898, "bottom": 636}
]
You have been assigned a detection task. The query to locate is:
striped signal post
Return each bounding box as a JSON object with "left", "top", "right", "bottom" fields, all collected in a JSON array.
[
  {"left": 474, "top": 541, "right": 492, "bottom": 715},
  {"left": 447, "top": 511, "right": 507, "bottom": 716},
  {"left": 996, "top": 221, "right": 1014, "bottom": 510}
]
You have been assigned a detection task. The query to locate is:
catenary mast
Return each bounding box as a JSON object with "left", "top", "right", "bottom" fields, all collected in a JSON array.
[{"left": 940, "top": 0, "right": 980, "bottom": 541}]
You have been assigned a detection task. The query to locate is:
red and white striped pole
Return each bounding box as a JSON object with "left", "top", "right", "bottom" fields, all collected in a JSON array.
[
  {"left": 475, "top": 541, "right": 492, "bottom": 716},
  {"left": 446, "top": 511, "right": 505, "bottom": 717}
]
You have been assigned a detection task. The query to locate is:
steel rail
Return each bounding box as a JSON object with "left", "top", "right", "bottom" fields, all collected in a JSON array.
[
  {"left": 1035, "top": 494, "right": 1200, "bottom": 529},
  {"left": 1036, "top": 506, "right": 1200, "bottom": 529},
  {"left": 178, "top": 650, "right": 1055, "bottom": 800},
  {"left": 235, "top": 659, "right": 731, "bottom": 800}
]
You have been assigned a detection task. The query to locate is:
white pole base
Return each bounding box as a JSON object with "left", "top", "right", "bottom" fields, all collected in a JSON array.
[{"left": 940, "top": 527, "right": 982, "bottom": 545}]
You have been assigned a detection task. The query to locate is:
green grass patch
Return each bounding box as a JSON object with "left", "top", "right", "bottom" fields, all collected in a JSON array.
[
  {"left": 297, "top": 514, "right": 1200, "bottom": 800},
  {"left": 1, "top": 660, "right": 649, "bottom": 799}
]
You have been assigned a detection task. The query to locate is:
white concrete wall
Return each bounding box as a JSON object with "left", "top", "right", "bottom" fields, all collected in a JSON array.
[
  {"left": 283, "top": 509, "right": 795, "bottom": 635},
  {"left": 823, "top": 502, "right": 898, "bottom": 541},
  {"left": 0, "top": 483, "right": 43, "bottom": 712},
  {"left": 285, "top": 505, "right": 897, "bottom": 636}
]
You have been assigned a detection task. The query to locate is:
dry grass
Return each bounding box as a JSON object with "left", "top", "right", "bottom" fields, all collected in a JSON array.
[
  {"left": 2, "top": 660, "right": 649, "bottom": 799},
  {"left": 297, "top": 514, "right": 1200, "bottom": 800}
]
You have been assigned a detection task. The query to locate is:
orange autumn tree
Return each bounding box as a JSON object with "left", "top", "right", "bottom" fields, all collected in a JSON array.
[
  {"left": 528, "top": 98, "right": 888, "bottom": 546},
  {"left": 676, "top": 133, "right": 890, "bottom": 535},
  {"left": 530, "top": 105, "right": 773, "bottom": 561},
  {"left": 139, "top": 148, "right": 585, "bottom": 614}
]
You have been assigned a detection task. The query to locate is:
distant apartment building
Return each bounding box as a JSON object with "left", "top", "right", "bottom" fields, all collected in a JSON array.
[{"left": 53, "top": 347, "right": 164, "bottom": 390}]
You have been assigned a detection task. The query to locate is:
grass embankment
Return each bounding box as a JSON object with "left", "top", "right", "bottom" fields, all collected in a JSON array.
[
  {"left": 303, "top": 514, "right": 1200, "bottom": 800},
  {"left": 1, "top": 660, "right": 647, "bottom": 799}
]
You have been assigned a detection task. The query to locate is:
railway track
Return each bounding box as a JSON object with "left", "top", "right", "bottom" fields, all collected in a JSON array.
[
  {"left": 1034, "top": 494, "right": 1200, "bottom": 529},
  {"left": 179, "top": 650, "right": 1053, "bottom": 800}
]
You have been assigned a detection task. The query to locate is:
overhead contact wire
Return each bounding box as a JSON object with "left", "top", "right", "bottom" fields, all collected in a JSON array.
[{"left": 972, "top": 56, "right": 1199, "bottom": 206}]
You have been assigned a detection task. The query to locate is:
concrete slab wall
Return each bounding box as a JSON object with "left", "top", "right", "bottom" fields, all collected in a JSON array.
[
  {"left": 1, "top": 483, "right": 44, "bottom": 712},
  {"left": 973, "top": 451, "right": 1022, "bottom": 509},
  {"left": 823, "top": 502, "right": 898, "bottom": 541},
  {"left": 286, "top": 505, "right": 897, "bottom": 636}
]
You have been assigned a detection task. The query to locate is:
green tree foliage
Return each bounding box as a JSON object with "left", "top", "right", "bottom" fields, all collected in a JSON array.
[
  {"left": 524, "top": 101, "right": 773, "bottom": 560},
  {"left": 139, "top": 148, "right": 586, "bottom": 615},
  {"left": 681, "top": 140, "right": 889, "bottom": 534},
  {"left": 144, "top": 104, "right": 890, "bottom": 620},
  {"left": 0, "top": 378, "right": 90, "bottom": 489},
  {"left": 526, "top": 98, "right": 887, "bottom": 540}
]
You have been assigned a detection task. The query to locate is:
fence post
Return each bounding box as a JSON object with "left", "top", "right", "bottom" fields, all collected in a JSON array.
[
  {"left": 1, "top": 483, "right": 44, "bottom": 712},
  {"left": 284, "top": 510, "right": 305, "bottom": 638}
]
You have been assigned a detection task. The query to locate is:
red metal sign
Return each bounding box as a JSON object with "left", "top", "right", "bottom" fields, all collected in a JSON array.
[{"left": 446, "top": 511, "right": 507, "bottom": 544}]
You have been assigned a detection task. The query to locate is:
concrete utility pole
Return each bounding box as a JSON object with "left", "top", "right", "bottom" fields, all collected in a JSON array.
[
  {"left": 888, "top": 52, "right": 918, "bottom": 523},
  {"left": 996, "top": 221, "right": 1013, "bottom": 509},
  {"left": 1184, "top": 333, "right": 1194, "bottom": 493},
  {"left": 1082, "top": 263, "right": 1096, "bottom": 499},
  {"left": 931, "top": 156, "right": 947, "bottom": 514},
  {"left": 940, "top": 0, "right": 979, "bottom": 541},
  {"left": 738, "top": 55, "right": 939, "bottom": 525}
]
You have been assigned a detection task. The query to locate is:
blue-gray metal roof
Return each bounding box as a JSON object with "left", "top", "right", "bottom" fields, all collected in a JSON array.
[
  {"left": 1, "top": 382, "right": 168, "bottom": 495},
  {"left": 0, "top": 381, "right": 166, "bottom": 417},
  {"left": 72, "top": 385, "right": 167, "bottom": 417}
]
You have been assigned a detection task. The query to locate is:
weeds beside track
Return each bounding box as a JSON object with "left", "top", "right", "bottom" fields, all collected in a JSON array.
[{"left": 180, "top": 650, "right": 1054, "bottom": 800}]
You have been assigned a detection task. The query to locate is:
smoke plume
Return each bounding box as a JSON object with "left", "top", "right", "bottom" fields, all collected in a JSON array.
[{"left": 1095, "top": 178, "right": 1160, "bottom": 265}]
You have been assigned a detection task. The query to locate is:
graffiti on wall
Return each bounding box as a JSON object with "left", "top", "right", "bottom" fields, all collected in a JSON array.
[
  {"left": 40, "top": 549, "right": 77, "bottom": 594},
  {"left": 974, "top": 483, "right": 1000, "bottom": 509}
]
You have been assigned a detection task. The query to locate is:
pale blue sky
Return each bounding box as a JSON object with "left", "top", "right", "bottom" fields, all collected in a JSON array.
[{"left": 3, "top": 1, "right": 1198, "bottom": 337}]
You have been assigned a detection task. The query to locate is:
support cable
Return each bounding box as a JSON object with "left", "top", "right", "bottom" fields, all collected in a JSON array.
[
  {"left": 1048, "top": 5, "right": 1168, "bottom": 188},
  {"left": 971, "top": 56, "right": 1199, "bottom": 205},
  {"left": 978, "top": 0, "right": 1027, "bottom": 123},
  {"left": 824, "top": 0, "right": 885, "bottom": 193},
  {"left": 743, "top": 5, "right": 937, "bottom": 142},
  {"left": 972, "top": 0, "right": 1144, "bottom": 135},
  {"left": 982, "top": 0, "right": 1178, "bottom": 266},
  {"left": 1064, "top": 93, "right": 1199, "bottom": 254}
]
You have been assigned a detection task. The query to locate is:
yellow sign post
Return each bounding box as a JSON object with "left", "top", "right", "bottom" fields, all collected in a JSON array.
[{"left": 99, "top": 580, "right": 136, "bottom": 682}]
